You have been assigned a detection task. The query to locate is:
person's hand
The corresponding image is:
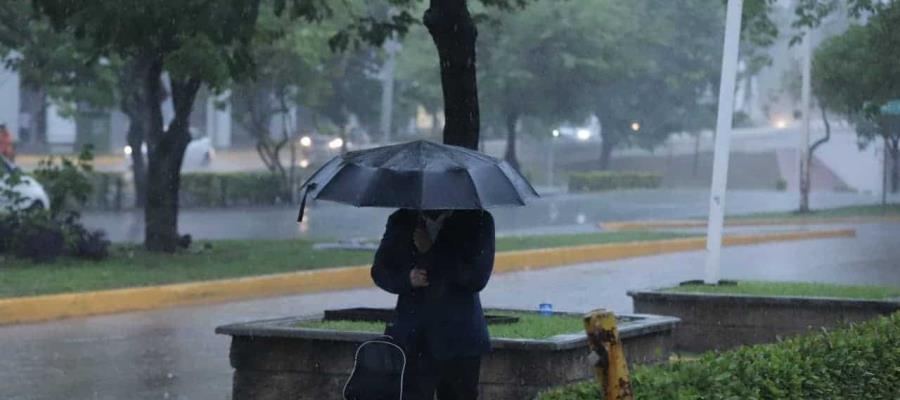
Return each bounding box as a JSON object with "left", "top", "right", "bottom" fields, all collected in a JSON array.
[
  {"left": 413, "top": 225, "right": 433, "bottom": 253},
  {"left": 409, "top": 268, "right": 429, "bottom": 288}
]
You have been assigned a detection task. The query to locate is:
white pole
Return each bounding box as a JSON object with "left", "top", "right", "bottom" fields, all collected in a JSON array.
[
  {"left": 799, "top": 29, "right": 813, "bottom": 212},
  {"left": 704, "top": 0, "right": 744, "bottom": 284},
  {"left": 548, "top": 135, "right": 556, "bottom": 188}
]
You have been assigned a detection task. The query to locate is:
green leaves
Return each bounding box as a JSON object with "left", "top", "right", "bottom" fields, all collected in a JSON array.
[
  {"left": 812, "top": 1, "right": 900, "bottom": 146},
  {"left": 540, "top": 312, "right": 900, "bottom": 400}
]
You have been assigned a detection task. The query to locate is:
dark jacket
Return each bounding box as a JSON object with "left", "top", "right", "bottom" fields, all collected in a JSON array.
[{"left": 371, "top": 209, "right": 495, "bottom": 361}]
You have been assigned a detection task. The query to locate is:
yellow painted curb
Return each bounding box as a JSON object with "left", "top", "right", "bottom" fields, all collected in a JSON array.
[
  {"left": 0, "top": 228, "right": 855, "bottom": 326},
  {"left": 600, "top": 216, "right": 900, "bottom": 231}
]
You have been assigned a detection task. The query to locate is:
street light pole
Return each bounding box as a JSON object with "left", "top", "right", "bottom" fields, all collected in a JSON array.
[
  {"left": 549, "top": 130, "right": 559, "bottom": 188},
  {"left": 704, "top": 0, "right": 744, "bottom": 285}
]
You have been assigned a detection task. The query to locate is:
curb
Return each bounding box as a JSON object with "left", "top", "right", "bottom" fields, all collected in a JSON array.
[
  {"left": 600, "top": 216, "right": 900, "bottom": 231},
  {"left": 0, "top": 228, "right": 855, "bottom": 326}
]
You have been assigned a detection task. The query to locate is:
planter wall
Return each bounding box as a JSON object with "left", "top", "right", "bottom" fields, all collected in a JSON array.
[
  {"left": 216, "top": 311, "right": 679, "bottom": 400},
  {"left": 629, "top": 290, "right": 900, "bottom": 353}
]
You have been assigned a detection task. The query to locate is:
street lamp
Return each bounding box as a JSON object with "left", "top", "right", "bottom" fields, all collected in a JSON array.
[
  {"left": 300, "top": 136, "right": 312, "bottom": 147},
  {"left": 630, "top": 122, "right": 641, "bottom": 132}
]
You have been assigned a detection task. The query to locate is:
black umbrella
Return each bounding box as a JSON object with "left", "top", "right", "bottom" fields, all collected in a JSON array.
[{"left": 297, "top": 140, "right": 538, "bottom": 221}]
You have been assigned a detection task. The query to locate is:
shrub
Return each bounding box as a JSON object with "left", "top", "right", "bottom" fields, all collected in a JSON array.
[
  {"left": 89, "top": 171, "right": 302, "bottom": 209},
  {"left": 32, "top": 145, "right": 95, "bottom": 218},
  {"left": 775, "top": 178, "right": 788, "bottom": 191},
  {"left": 180, "top": 172, "right": 286, "bottom": 207},
  {"left": 1, "top": 147, "right": 110, "bottom": 263},
  {"left": 63, "top": 221, "right": 111, "bottom": 261},
  {"left": 568, "top": 171, "right": 661, "bottom": 192},
  {"left": 9, "top": 212, "right": 66, "bottom": 262},
  {"left": 539, "top": 312, "right": 900, "bottom": 400},
  {"left": 0, "top": 214, "right": 15, "bottom": 253}
]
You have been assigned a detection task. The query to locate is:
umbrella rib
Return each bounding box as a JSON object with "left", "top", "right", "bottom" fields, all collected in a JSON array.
[{"left": 462, "top": 168, "right": 484, "bottom": 209}]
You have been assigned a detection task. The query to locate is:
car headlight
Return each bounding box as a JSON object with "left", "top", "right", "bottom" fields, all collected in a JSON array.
[
  {"left": 124, "top": 145, "right": 133, "bottom": 155},
  {"left": 328, "top": 138, "right": 344, "bottom": 149}
]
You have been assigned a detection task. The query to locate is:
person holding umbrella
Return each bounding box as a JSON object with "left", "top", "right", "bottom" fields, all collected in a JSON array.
[
  {"left": 371, "top": 207, "right": 494, "bottom": 399},
  {"left": 297, "top": 140, "right": 538, "bottom": 399}
]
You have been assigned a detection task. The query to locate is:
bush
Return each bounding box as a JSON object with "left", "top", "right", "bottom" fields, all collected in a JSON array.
[
  {"left": 9, "top": 213, "right": 66, "bottom": 262},
  {"left": 0, "top": 147, "right": 110, "bottom": 263},
  {"left": 32, "top": 146, "right": 95, "bottom": 218},
  {"left": 775, "top": 178, "right": 788, "bottom": 191},
  {"left": 568, "top": 171, "right": 661, "bottom": 192},
  {"left": 64, "top": 221, "right": 111, "bottom": 261},
  {"left": 539, "top": 312, "right": 900, "bottom": 400},
  {"left": 180, "top": 172, "right": 286, "bottom": 207},
  {"left": 88, "top": 171, "right": 301, "bottom": 209}
]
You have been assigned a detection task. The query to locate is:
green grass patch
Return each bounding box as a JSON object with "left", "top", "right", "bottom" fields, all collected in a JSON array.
[
  {"left": 0, "top": 230, "right": 690, "bottom": 299},
  {"left": 728, "top": 203, "right": 900, "bottom": 220},
  {"left": 539, "top": 312, "right": 900, "bottom": 400},
  {"left": 666, "top": 280, "right": 900, "bottom": 300},
  {"left": 295, "top": 311, "right": 585, "bottom": 340}
]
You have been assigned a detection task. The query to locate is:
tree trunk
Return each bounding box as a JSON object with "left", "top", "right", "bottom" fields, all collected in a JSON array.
[
  {"left": 801, "top": 104, "right": 832, "bottom": 201},
  {"left": 891, "top": 137, "right": 899, "bottom": 193},
  {"left": 599, "top": 133, "right": 614, "bottom": 170},
  {"left": 692, "top": 132, "right": 701, "bottom": 177},
  {"left": 503, "top": 111, "right": 520, "bottom": 170},
  {"left": 34, "top": 88, "right": 48, "bottom": 146},
  {"left": 119, "top": 56, "right": 152, "bottom": 208},
  {"left": 144, "top": 65, "right": 201, "bottom": 252},
  {"left": 424, "top": 0, "right": 479, "bottom": 150}
]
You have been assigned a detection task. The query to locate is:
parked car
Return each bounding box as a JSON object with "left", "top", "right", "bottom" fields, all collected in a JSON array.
[
  {"left": 0, "top": 155, "right": 50, "bottom": 211},
  {"left": 124, "top": 135, "right": 215, "bottom": 171}
]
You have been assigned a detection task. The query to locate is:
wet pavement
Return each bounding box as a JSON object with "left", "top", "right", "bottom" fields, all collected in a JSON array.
[
  {"left": 1, "top": 222, "right": 898, "bottom": 400},
  {"left": 83, "top": 189, "right": 895, "bottom": 242}
]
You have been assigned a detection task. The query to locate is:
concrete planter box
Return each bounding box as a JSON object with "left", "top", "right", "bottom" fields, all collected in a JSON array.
[
  {"left": 629, "top": 290, "right": 900, "bottom": 353},
  {"left": 216, "top": 310, "right": 679, "bottom": 400}
]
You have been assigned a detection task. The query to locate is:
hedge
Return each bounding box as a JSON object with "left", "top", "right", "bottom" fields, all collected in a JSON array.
[
  {"left": 179, "top": 172, "right": 287, "bottom": 207},
  {"left": 568, "top": 171, "right": 661, "bottom": 192},
  {"left": 87, "top": 171, "right": 298, "bottom": 209},
  {"left": 539, "top": 312, "right": 900, "bottom": 400}
]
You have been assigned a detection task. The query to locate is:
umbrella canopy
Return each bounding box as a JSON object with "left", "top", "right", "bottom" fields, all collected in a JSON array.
[{"left": 297, "top": 140, "right": 538, "bottom": 221}]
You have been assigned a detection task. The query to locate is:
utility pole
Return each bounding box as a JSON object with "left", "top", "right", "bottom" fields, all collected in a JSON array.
[{"left": 704, "top": 0, "right": 744, "bottom": 285}]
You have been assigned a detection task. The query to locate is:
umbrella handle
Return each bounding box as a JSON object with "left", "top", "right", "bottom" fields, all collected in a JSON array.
[{"left": 296, "top": 183, "right": 318, "bottom": 223}]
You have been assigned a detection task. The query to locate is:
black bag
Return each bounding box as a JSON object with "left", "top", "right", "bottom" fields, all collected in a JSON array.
[{"left": 343, "top": 336, "right": 407, "bottom": 400}]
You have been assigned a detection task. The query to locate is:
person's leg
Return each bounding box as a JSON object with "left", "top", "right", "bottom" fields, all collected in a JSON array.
[
  {"left": 403, "top": 350, "right": 440, "bottom": 400},
  {"left": 435, "top": 357, "right": 481, "bottom": 400}
]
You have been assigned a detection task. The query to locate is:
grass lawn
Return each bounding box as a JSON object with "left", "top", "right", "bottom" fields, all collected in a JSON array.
[
  {"left": 0, "top": 230, "right": 689, "bottom": 299},
  {"left": 728, "top": 203, "right": 900, "bottom": 220},
  {"left": 666, "top": 280, "right": 900, "bottom": 300},
  {"left": 295, "top": 311, "right": 585, "bottom": 340}
]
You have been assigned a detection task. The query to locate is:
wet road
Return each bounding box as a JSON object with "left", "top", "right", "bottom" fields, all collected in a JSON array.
[
  {"left": 83, "top": 189, "right": 894, "bottom": 242},
  {"left": 2, "top": 222, "right": 898, "bottom": 400}
]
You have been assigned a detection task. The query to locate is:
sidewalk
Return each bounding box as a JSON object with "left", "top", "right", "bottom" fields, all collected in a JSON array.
[{"left": 0, "top": 223, "right": 896, "bottom": 400}]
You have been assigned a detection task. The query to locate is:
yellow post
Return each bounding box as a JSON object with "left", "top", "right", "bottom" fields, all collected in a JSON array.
[{"left": 583, "top": 309, "right": 634, "bottom": 400}]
